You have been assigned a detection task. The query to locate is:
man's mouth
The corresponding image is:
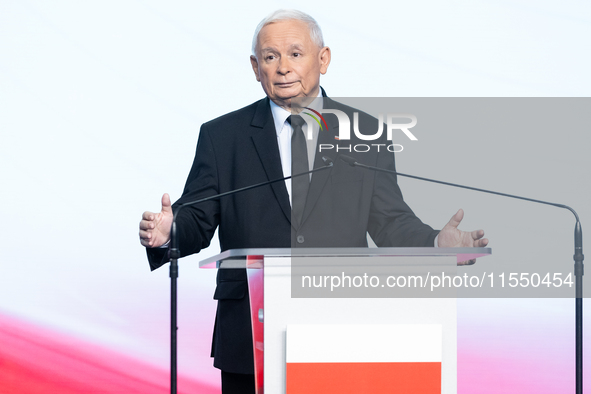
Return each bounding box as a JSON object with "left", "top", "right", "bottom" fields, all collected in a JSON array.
[{"left": 275, "top": 82, "right": 297, "bottom": 87}]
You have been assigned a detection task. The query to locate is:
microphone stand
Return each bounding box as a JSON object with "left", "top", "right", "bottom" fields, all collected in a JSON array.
[
  {"left": 167, "top": 158, "right": 333, "bottom": 394},
  {"left": 340, "top": 154, "right": 584, "bottom": 394}
]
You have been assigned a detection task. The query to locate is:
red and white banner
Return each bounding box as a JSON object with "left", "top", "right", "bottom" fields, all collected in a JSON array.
[{"left": 286, "top": 324, "right": 442, "bottom": 393}]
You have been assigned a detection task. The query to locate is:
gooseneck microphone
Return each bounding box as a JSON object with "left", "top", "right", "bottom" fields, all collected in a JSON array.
[
  {"left": 339, "top": 153, "right": 584, "bottom": 394},
  {"left": 340, "top": 154, "right": 581, "bottom": 220},
  {"left": 171, "top": 156, "right": 333, "bottom": 221},
  {"left": 167, "top": 156, "right": 334, "bottom": 394}
]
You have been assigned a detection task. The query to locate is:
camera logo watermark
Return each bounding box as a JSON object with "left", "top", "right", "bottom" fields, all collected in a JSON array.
[{"left": 302, "top": 109, "right": 418, "bottom": 153}]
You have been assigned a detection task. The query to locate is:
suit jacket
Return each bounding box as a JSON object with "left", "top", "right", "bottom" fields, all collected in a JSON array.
[{"left": 147, "top": 92, "right": 439, "bottom": 374}]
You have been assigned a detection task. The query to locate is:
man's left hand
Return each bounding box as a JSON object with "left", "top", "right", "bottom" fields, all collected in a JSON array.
[{"left": 438, "top": 209, "right": 488, "bottom": 265}]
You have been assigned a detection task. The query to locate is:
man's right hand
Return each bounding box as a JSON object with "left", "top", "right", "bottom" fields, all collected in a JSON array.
[{"left": 139, "top": 193, "right": 173, "bottom": 248}]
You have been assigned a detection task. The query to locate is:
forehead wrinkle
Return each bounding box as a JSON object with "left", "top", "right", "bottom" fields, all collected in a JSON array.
[
  {"left": 257, "top": 21, "right": 313, "bottom": 47},
  {"left": 288, "top": 43, "right": 305, "bottom": 51}
]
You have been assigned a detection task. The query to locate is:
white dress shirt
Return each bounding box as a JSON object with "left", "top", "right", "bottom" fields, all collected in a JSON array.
[{"left": 269, "top": 92, "right": 323, "bottom": 206}]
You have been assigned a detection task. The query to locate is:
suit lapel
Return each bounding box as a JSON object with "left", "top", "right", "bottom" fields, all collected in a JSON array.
[
  {"left": 250, "top": 98, "right": 293, "bottom": 225},
  {"left": 249, "top": 92, "right": 339, "bottom": 230}
]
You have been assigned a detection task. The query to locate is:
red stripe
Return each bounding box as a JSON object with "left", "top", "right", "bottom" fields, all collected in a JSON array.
[
  {"left": 287, "top": 362, "right": 441, "bottom": 394},
  {"left": 246, "top": 255, "right": 265, "bottom": 393}
]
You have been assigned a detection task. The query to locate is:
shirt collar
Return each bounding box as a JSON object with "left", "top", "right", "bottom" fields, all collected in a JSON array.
[{"left": 269, "top": 89, "right": 324, "bottom": 136}]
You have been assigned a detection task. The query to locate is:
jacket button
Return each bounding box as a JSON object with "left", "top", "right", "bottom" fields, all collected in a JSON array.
[{"left": 297, "top": 235, "right": 305, "bottom": 244}]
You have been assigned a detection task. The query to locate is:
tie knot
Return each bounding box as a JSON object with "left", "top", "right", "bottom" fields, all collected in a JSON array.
[{"left": 287, "top": 115, "right": 306, "bottom": 129}]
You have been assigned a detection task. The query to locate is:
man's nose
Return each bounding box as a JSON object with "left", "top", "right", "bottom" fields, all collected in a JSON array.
[{"left": 277, "top": 57, "right": 291, "bottom": 74}]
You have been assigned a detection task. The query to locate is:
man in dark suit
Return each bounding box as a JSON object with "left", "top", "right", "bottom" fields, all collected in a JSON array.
[{"left": 139, "top": 9, "right": 488, "bottom": 394}]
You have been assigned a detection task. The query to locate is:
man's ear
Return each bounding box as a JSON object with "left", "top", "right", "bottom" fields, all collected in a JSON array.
[
  {"left": 250, "top": 55, "right": 261, "bottom": 82},
  {"left": 319, "top": 46, "right": 331, "bottom": 75}
]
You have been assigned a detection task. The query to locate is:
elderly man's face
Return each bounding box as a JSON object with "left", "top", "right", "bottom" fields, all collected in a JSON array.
[{"left": 250, "top": 19, "right": 331, "bottom": 110}]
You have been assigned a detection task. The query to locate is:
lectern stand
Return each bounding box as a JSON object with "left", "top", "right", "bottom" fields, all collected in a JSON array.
[{"left": 200, "top": 247, "right": 491, "bottom": 394}]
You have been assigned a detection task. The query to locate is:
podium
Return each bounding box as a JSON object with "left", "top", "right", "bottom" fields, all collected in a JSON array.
[{"left": 200, "top": 247, "right": 491, "bottom": 394}]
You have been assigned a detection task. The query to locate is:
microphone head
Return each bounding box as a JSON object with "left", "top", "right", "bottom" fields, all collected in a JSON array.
[
  {"left": 321, "top": 156, "right": 334, "bottom": 167},
  {"left": 339, "top": 154, "right": 357, "bottom": 167}
]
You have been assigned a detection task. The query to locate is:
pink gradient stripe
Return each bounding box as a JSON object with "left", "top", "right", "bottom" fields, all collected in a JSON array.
[{"left": 0, "top": 314, "right": 219, "bottom": 394}]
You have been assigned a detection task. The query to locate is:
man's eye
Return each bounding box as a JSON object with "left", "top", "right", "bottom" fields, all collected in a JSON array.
[
  {"left": 293, "top": 53, "right": 301, "bottom": 57},
  {"left": 265, "top": 55, "right": 276, "bottom": 61}
]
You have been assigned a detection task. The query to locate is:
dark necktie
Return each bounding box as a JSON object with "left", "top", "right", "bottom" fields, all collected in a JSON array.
[{"left": 288, "top": 115, "right": 309, "bottom": 226}]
